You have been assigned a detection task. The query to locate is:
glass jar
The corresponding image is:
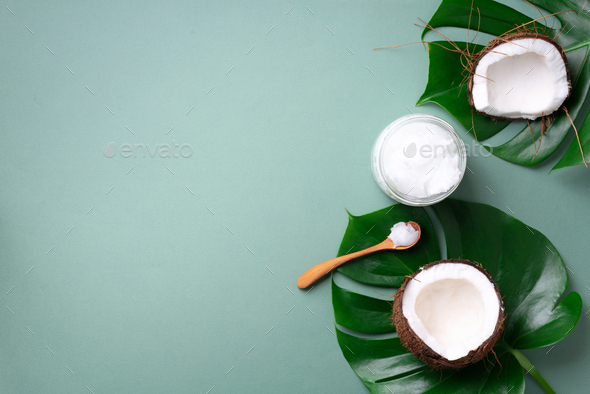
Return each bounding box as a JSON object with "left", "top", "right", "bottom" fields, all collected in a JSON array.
[{"left": 371, "top": 114, "right": 467, "bottom": 206}]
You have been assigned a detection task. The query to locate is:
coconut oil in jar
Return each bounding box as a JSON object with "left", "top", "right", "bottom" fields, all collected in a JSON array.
[{"left": 372, "top": 114, "right": 466, "bottom": 206}]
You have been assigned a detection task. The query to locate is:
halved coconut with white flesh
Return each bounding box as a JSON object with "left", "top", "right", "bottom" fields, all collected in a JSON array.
[
  {"left": 467, "top": 33, "right": 571, "bottom": 120},
  {"left": 393, "top": 259, "right": 504, "bottom": 369}
]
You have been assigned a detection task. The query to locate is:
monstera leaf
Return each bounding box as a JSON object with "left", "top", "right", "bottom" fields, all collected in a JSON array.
[
  {"left": 333, "top": 199, "right": 582, "bottom": 393},
  {"left": 415, "top": 0, "right": 590, "bottom": 170}
]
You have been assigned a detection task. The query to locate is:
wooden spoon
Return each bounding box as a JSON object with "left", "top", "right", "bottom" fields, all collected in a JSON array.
[{"left": 296, "top": 221, "right": 421, "bottom": 289}]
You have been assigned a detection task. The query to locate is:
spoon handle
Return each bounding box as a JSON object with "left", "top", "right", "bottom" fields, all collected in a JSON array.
[{"left": 296, "top": 238, "right": 394, "bottom": 289}]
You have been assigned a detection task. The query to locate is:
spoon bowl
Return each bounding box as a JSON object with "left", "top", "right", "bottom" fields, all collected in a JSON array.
[{"left": 394, "top": 221, "right": 421, "bottom": 250}]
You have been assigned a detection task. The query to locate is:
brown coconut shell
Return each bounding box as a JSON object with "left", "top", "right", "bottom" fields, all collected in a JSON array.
[
  {"left": 466, "top": 32, "right": 571, "bottom": 121},
  {"left": 392, "top": 259, "right": 505, "bottom": 370}
]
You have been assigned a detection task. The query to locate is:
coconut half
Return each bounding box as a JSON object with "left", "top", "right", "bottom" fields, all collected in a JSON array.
[
  {"left": 393, "top": 259, "right": 504, "bottom": 369},
  {"left": 467, "top": 33, "right": 571, "bottom": 120}
]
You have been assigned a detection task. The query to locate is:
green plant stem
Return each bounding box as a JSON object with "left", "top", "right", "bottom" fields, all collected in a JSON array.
[
  {"left": 507, "top": 346, "right": 556, "bottom": 394},
  {"left": 564, "top": 40, "right": 590, "bottom": 53}
]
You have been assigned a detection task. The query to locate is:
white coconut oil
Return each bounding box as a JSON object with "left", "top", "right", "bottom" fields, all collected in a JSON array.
[
  {"left": 388, "top": 222, "right": 419, "bottom": 249},
  {"left": 372, "top": 115, "right": 466, "bottom": 206}
]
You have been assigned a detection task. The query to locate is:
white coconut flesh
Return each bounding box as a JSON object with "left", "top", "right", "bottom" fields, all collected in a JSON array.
[
  {"left": 471, "top": 38, "right": 569, "bottom": 120},
  {"left": 401, "top": 263, "right": 501, "bottom": 361}
]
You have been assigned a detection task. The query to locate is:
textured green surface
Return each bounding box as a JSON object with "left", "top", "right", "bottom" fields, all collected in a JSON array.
[{"left": 1, "top": 1, "right": 589, "bottom": 393}]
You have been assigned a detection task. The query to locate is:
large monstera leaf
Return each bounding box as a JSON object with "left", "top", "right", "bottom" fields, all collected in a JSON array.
[
  {"left": 333, "top": 199, "right": 582, "bottom": 393},
  {"left": 415, "top": 0, "right": 590, "bottom": 170}
]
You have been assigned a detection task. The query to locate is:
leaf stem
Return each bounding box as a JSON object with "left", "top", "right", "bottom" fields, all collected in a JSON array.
[
  {"left": 508, "top": 347, "right": 556, "bottom": 394},
  {"left": 564, "top": 40, "right": 590, "bottom": 53}
]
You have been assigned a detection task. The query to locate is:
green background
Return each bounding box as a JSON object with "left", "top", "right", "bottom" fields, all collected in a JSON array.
[{"left": 0, "top": 0, "right": 587, "bottom": 393}]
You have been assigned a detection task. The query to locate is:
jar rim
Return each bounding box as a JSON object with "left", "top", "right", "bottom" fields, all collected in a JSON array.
[{"left": 371, "top": 114, "right": 467, "bottom": 206}]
